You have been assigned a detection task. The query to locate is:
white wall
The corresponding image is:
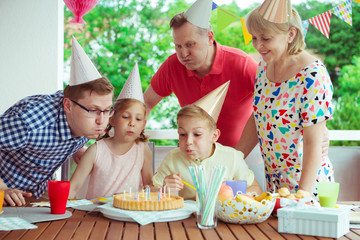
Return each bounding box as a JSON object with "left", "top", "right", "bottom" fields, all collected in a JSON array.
[{"left": 0, "top": 0, "right": 64, "bottom": 113}]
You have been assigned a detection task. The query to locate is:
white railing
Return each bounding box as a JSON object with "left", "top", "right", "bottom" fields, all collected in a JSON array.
[{"left": 145, "top": 129, "right": 360, "bottom": 141}]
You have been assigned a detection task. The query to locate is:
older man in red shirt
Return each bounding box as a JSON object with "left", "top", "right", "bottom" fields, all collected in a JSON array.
[{"left": 144, "top": 8, "right": 257, "bottom": 148}]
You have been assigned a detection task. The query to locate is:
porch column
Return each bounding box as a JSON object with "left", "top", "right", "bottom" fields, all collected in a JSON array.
[{"left": 0, "top": 0, "right": 64, "bottom": 113}]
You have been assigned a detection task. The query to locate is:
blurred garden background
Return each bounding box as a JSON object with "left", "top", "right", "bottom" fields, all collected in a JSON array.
[{"left": 63, "top": 0, "right": 360, "bottom": 146}]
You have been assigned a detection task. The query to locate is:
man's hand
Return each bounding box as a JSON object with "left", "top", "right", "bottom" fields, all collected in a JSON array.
[
  {"left": 321, "top": 126, "right": 330, "bottom": 158},
  {"left": 4, "top": 188, "right": 32, "bottom": 206},
  {"left": 163, "top": 174, "right": 184, "bottom": 191},
  {"left": 72, "top": 148, "right": 86, "bottom": 164}
]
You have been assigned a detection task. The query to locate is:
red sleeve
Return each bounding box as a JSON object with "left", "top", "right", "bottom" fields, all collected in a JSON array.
[
  {"left": 150, "top": 57, "right": 173, "bottom": 97},
  {"left": 240, "top": 53, "right": 257, "bottom": 95}
]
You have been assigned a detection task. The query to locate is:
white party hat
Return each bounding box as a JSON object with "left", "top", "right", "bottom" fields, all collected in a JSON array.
[
  {"left": 70, "top": 36, "right": 102, "bottom": 86},
  {"left": 194, "top": 81, "right": 230, "bottom": 122},
  {"left": 258, "top": 0, "right": 291, "bottom": 24},
  {"left": 184, "top": 0, "right": 212, "bottom": 29},
  {"left": 117, "top": 62, "right": 144, "bottom": 103}
]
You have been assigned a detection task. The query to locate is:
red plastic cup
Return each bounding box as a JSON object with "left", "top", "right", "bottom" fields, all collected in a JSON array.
[{"left": 47, "top": 181, "right": 70, "bottom": 214}]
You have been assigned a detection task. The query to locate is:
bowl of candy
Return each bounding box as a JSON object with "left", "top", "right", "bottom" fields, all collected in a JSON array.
[{"left": 216, "top": 191, "right": 276, "bottom": 224}]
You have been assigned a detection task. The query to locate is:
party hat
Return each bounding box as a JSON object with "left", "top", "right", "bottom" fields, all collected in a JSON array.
[
  {"left": 258, "top": 0, "right": 291, "bottom": 24},
  {"left": 117, "top": 62, "right": 144, "bottom": 103},
  {"left": 194, "top": 81, "right": 230, "bottom": 122},
  {"left": 184, "top": 0, "right": 212, "bottom": 29},
  {"left": 70, "top": 36, "right": 101, "bottom": 86}
]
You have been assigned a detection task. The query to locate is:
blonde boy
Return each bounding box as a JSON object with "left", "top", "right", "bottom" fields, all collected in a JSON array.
[{"left": 152, "top": 104, "right": 262, "bottom": 200}]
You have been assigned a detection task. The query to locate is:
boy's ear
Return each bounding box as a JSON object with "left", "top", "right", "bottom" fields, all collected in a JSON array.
[
  {"left": 211, "top": 129, "right": 221, "bottom": 143},
  {"left": 63, "top": 98, "right": 71, "bottom": 114}
]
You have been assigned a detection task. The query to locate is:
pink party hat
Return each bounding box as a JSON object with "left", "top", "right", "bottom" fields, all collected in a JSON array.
[
  {"left": 184, "top": 0, "right": 212, "bottom": 29},
  {"left": 70, "top": 36, "right": 101, "bottom": 86},
  {"left": 194, "top": 81, "right": 230, "bottom": 122},
  {"left": 258, "top": 0, "right": 291, "bottom": 24},
  {"left": 117, "top": 62, "right": 144, "bottom": 103}
]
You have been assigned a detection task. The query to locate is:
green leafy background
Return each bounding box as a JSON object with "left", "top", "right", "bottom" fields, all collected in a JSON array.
[{"left": 64, "top": 0, "right": 360, "bottom": 146}]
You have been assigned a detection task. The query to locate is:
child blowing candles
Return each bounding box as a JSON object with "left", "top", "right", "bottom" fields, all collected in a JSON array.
[
  {"left": 69, "top": 63, "right": 153, "bottom": 199},
  {"left": 152, "top": 81, "right": 262, "bottom": 200}
]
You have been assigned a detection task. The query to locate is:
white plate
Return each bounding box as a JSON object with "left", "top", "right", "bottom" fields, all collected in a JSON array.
[
  {"left": 99, "top": 201, "right": 197, "bottom": 223},
  {"left": 102, "top": 211, "right": 191, "bottom": 223},
  {"left": 350, "top": 212, "right": 360, "bottom": 224},
  {"left": 1, "top": 207, "right": 72, "bottom": 223}
]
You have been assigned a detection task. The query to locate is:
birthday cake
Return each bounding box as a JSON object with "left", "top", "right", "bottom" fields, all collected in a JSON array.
[{"left": 113, "top": 192, "right": 184, "bottom": 211}]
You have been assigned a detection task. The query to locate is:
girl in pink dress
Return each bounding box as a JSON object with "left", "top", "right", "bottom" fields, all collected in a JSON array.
[{"left": 69, "top": 64, "right": 153, "bottom": 199}]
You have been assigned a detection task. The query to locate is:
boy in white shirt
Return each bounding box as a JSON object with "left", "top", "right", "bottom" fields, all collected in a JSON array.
[{"left": 152, "top": 82, "right": 262, "bottom": 200}]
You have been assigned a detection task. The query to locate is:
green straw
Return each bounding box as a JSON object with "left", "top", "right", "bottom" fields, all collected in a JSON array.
[
  {"left": 201, "top": 166, "right": 226, "bottom": 225},
  {"left": 189, "top": 165, "right": 226, "bottom": 226}
]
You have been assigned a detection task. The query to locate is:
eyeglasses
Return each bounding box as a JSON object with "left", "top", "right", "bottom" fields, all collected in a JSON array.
[{"left": 71, "top": 100, "right": 114, "bottom": 118}]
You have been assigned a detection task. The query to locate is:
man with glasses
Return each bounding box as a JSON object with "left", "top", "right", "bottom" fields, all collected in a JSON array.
[{"left": 0, "top": 37, "right": 114, "bottom": 206}]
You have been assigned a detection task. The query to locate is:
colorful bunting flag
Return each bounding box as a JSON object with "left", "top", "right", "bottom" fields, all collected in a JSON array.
[
  {"left": 217, "top": 7, "right": 239, "bottom": 32},
  {"left": 212, "top": 2, "right": 218, "bottom": 10},
  {"left": 211, "top": 0, "right": 355, "bottom": 44},
  {"left": 302, "top": 20, "right": 310, "bottom": 40},
  {"left": 309, "top": 10, "right": 332, "bottom": 38},
  {"left": 240, "top": 18, "right": 252, "bottom": 45},
  {"left": 332, "top": 0, "right": 352, "bottom": 26}
]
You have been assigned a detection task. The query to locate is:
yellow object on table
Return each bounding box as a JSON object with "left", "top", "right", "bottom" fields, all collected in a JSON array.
[{"left": 0, "top": 190, "right": 4, "bottom": 213}]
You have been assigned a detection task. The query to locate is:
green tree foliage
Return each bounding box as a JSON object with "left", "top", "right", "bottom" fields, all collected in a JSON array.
[
  {"left": 64, "top": 0, "right": 172, "bottom": 97},
  {"left": 295, "top": 1, "right": 360, "bottom": 142},
  {"left": 327, "top": 56, "right": 360, "bottom": 146},
  {"left": 296, "top": 1, "right": 360, "bottom": 93},
  {"left": 64, "top": 0, "right": 359, "bottom": 147}
]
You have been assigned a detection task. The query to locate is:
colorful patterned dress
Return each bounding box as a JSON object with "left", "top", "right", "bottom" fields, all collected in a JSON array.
[{"left": 253, "top": 59, "right": 334, "bottom": 195}]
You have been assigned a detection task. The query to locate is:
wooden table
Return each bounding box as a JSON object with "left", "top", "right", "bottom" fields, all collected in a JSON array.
[{"left": 0, "top": 202, "right": 359, "bottom": 240}]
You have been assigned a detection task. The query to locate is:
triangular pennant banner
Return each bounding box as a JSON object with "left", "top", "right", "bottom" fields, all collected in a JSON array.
[
  {"left": 332, "top": 0, "right": 352, "bottom": 26},
  {"left": 240, "top": 18, "right": 252, "bottom": 45},
  {"left": 309, "top": 10, "right": 332, "bottom": 38},
  {"left": 217, "top": 7, "right": 239, "bottom": 32},
  {"left": 212, "top": 1, "right": 218, "bottom": 10},
  {"left": 354, "top": 0, "right": 359, "bottom": 3},
  {"left": 302, "top": 20, "right": 310, "bottom": 40}
]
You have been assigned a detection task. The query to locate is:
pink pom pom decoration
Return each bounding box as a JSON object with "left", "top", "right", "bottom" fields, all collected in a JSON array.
[{"left": 64, "top": 0, "right": 99, "bottom": 24}]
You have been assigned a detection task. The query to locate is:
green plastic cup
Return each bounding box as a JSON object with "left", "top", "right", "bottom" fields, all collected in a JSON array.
[{"left": 317, "top": 182, "right": 340, "bottom": 208}]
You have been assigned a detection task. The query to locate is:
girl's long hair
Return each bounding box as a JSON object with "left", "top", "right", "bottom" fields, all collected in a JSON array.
[{"left": 98, "top": 98, "right": 149, "bottom": 143}]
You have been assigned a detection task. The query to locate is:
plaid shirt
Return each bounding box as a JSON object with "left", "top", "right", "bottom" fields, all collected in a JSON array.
[{"left": 0, "top": 91, "right": 88, "bottom": 198}]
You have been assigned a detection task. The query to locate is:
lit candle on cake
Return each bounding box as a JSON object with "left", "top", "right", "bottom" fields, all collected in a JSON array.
[
  {"left": 123, "top": 190, "right": 126, "bottom": 200},
  {"left": 159, "top": 188, "right": 162, "bottom": 200},
  {"left": 129, "top": 187, "right": 132, "bottom": 198},
  {"left": 145, "top": 185, "right": 150, "bottom": 201},
  {"left": 134, "top": 191, "right": 137, "bottom": 200},
  {"left": 163, "top": 185, "right": 166, "bottom": 198}
]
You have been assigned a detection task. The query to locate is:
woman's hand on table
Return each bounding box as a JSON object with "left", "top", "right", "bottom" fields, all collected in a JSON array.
[{"left": 4, "top": 188, "right": 32, "bottom": 206}]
